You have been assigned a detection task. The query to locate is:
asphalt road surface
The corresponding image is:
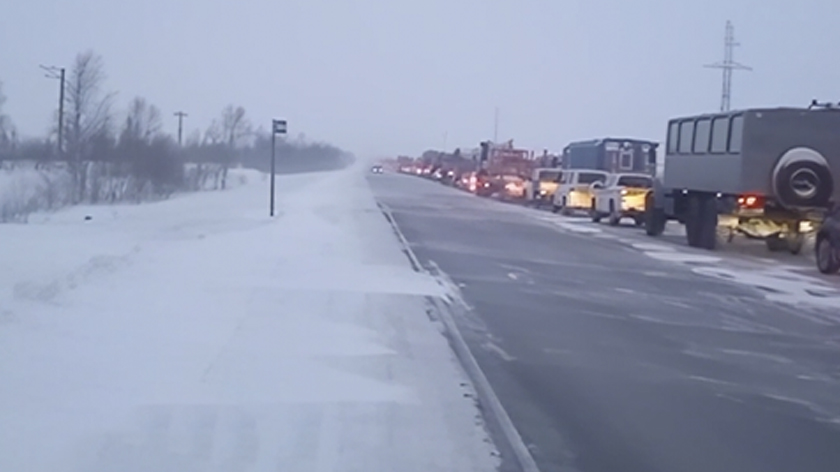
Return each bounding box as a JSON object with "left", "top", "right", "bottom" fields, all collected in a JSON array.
[{"left": 369, "top": 172, "right": 840, "bottom": 472}]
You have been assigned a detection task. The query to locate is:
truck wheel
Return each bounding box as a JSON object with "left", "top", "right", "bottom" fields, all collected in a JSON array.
[
  {"left": 765, "top": 234, "right": 788, "bottom": 252},
  {"left": 551, "top": 204, "right": 560, "bottom": 213},
  {"left": 560, "top": 197, "right": 572, "bottom": 215},
  {"left": 644, "top": 192, "right": 666, "bottom": 237},
  {"left": 606, "top": 200, "right": 619, "bottom": 226},
  {"left": 685, "top": 194, "right": 717, "bottom": 249},
  {"left": 787, "top": 233, "right": 804, "bottom": 255},
  {"left": 697, "top": 195, "right": 718, "bottom": 250},
  {"left": 816, "top": 236, "right": 840, "bottom": 274},
  {"left": 559, "top": 197, "right": 571, "bottom": 215},
  {"left": 589, "top": 199, "right": 600, "bottom": 222},
  {"left": 685, "top": 195, "right": 701, "bottom": 247}
]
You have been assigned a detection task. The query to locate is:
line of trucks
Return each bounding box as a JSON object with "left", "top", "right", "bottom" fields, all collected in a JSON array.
[{"left": 395, "top": 102, "right": 840, "bottom": 275}]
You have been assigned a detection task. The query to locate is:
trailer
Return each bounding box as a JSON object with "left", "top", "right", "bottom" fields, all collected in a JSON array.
[
  {"left": 562, "top": 138, "right": 658, "bottom": 175},
  {"left": 644, "top": 105, "right": 840, "bottom": 253}
]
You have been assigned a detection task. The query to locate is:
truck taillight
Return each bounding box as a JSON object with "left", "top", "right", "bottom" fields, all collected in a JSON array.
[{"left": 737, "top": 194, "right": 764, "bottom": 210}]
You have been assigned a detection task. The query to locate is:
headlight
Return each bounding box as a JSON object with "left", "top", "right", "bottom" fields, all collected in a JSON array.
[{"left": 620, "top": 189, "right": 628, "bottom": 195}]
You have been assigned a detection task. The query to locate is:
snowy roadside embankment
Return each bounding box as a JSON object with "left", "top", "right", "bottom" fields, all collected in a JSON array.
[
  {"left": 0, "top": 160, "right": 242, "bottom": 223},
  {"left": 0, "top": 161, "right": 73, "bottom": 222},
  {"left": 0, "top": 163, "right": 498, "bottom": 471}
]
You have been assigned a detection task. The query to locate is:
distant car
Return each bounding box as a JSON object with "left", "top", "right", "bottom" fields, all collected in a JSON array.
[{"left": 371, "top": 165, "right": 384, "bottom": 174}]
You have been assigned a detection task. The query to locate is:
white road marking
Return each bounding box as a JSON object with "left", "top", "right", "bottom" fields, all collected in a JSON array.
[
  {"left": 643, "top": 251, "right": 722, "bottom": 264},
  {"left": 484, "top": 341, "right": 516, "bottom": 362}
]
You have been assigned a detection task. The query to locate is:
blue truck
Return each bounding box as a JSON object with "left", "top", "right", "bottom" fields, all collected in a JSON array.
[{"left": 562, "top": 138, "right": 658, "bottom": 174}]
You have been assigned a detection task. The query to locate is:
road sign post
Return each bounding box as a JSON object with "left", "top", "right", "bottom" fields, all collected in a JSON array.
[{"left": 270, "top": 119, "right": 288, "bottom": 217}]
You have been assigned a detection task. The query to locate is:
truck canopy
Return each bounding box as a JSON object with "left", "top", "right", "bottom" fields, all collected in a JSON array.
[{"left": 662, "top": 107, "right": 840, "bottom": 209}]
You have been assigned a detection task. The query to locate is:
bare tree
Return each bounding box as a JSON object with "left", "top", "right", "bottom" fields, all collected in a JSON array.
[
  {"left": 0, "top": 81, "right": 14, "bottom": 154},
  {"left": 203, "top": 120, "right": 224, "bottom": 145},
  {"left": 220, "top": 105, "right": 251, "bottom": 149},
  {"left": 121, "top": 96, "right": 162, "bottom": 144},
  {"left": 64, "top": 50, "right": 115, "bottom": 201},
  {"left": 216, "top": 105, "right": 251, "bottom": 189},
  {"left": 185, "top": 129, "right": 201, "bottom": 147}
]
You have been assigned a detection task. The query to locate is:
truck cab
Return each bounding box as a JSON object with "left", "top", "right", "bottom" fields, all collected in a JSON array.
[
  {"left": 552, "top": 169, "right": 609, "bottom": 215},
  {"left": 591, "top": 173, "right": 653, "bottom": 226}
]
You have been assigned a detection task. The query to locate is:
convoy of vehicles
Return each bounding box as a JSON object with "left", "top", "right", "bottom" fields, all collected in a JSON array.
[{"left": 393, "top": 102, "right": 840, "bottom": 275}]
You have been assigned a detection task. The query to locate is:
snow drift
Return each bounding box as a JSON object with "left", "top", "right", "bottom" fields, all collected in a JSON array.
[{"left": 0, "top": 164, "right": 498, "bottom": 471}]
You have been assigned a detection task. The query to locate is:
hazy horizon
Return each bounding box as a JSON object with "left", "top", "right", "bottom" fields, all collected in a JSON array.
[{"left": 2, "top": 0, "right": 838, "bottom": 158}]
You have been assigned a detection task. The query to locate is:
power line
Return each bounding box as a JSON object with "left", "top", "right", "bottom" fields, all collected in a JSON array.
[{"left": 704, "top": 20, "right": 751, "bottom": 112}]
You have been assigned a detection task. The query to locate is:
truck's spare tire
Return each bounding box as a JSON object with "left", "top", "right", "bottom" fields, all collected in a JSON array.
[{"left": 771, "top": 147, "right": 834, "bottom": 208}]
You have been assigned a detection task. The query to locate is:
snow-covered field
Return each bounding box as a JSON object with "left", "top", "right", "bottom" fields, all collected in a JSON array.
[{"left": 0, "top": 164, "right": 497, "bottom": 471}]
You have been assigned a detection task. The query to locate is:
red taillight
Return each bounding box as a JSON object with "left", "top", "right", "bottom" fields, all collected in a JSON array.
[{"left": 737, "top": 194, "right": 764, "bottom": 210}]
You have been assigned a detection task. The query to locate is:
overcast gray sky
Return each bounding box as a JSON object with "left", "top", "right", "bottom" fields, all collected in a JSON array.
[{"left": 2, "top": 0, "right": 839, "bottom": 157}]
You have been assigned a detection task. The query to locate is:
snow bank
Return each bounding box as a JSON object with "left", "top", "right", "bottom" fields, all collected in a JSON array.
[
  {"left": 0, "top": 161, "right": 497, "bottom": 471},
  {"left": 0, "top": 161, "right": 73, "bottom": 222},
  {"left": 0, "top": 161, "right": 258, "bottom": 223}
]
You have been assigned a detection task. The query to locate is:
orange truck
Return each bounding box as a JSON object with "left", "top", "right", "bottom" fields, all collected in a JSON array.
[{"left": 477, "top": 141, "right": 538, "bottom": 199}]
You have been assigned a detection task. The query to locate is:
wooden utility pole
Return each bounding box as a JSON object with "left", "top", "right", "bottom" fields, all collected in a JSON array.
[
  {"left": 40, "top": 65, "right": 66, "bottom": 156},
  {"left": 174, "top": 111, "right": 188, "bottom": 146}
]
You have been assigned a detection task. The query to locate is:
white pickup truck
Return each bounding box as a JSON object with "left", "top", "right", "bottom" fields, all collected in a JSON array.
[
  {"left": 590, "top": 173, "right": 653, "bottom": 226},
  {"left": 552, "top": 169, "right": 610, "bottom": 215},
  {"left": 525, "top": 168, "right": 562, "bottom": 206}
]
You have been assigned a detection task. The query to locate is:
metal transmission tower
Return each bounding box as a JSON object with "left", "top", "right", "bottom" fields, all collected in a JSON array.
[{"left": 704, "top": 20, "right": 751, "bottom": 112}]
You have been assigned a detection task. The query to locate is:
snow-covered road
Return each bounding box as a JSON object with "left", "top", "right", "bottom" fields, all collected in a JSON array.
[{"left": 0, "top": 164, "right": 498, "bottom": 471}]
